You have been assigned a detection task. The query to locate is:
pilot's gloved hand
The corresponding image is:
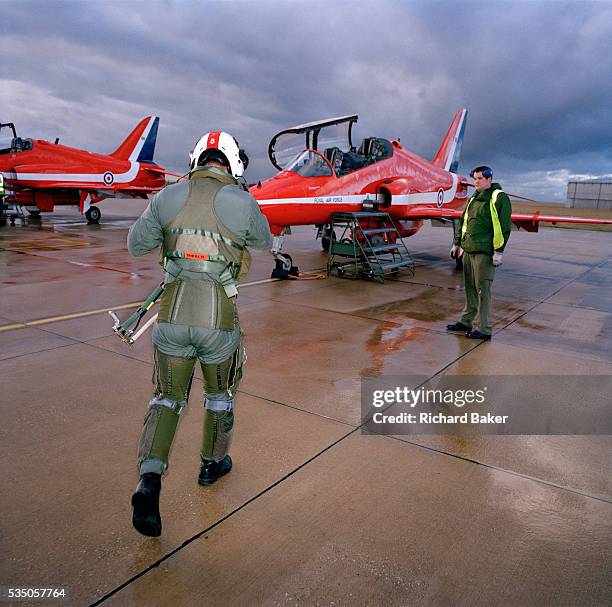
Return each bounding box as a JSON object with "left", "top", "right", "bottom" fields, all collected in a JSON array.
[
  {"left": 450, "top": 245, "right": 459, "bottom": 259},
  {"left": 492, "top": 251, "right": 503, "bottom": 266}
]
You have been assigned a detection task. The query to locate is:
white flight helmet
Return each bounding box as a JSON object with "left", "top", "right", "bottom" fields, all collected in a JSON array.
[{"left": 189, "top": 131, "right": 247, "bottom": 178}]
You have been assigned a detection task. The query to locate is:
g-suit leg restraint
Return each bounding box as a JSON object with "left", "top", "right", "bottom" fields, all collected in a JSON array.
[
  {"left": 137, "top": 348, "right": 196, "bottom": 475},
  {"left": 200, "top": 333, "right": 245, "bottom": 462}
]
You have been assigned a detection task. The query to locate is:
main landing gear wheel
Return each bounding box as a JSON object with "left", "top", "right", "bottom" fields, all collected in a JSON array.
[{"left": 86, "top": 205, "right": 101, "bottom": 224}]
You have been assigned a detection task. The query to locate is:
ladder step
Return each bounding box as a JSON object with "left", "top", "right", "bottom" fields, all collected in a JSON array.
[
  {"left": 355, "top": 228, "right": 399, "bottom": 235},
  {"left": 375, "top": 260, "right": 415, "bottom": 270},
  {"left": 364, "top": 243, "right": 405, "bottom": 253}
]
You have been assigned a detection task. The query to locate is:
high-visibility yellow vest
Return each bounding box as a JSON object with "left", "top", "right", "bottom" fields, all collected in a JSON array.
[{"left": 461, "top": 189, "right": 505, "bottom": 250}]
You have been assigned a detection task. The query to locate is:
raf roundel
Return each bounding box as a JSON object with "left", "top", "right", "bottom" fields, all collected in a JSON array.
[
  {"left": 103, "top": 171, "right": 115, "bottom": 185},
  {"left": 437, "top": 188, "right": 445, "bottom": 207}
]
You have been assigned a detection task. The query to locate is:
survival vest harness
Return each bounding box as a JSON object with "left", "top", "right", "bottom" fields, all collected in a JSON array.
[{"left": 162, "top": 168, "right": 250, "bottom": 298}]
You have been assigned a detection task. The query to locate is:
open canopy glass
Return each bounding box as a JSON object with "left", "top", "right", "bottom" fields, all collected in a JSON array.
[
  {"left": 0, "top": 122, "right": 33, "bottom": 155},
  {"left": 268, "top": 115, "right": 358, "bottom": 171}
]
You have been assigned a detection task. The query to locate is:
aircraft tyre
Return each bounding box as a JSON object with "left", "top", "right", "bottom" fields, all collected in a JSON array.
[
  {"left": 279, "top": 253, "right": 292, "bottom": 271},
  {"left": 271, "top": 254, "right": 299, "bottom": 279},
  {"left": 86, "top": 205, "right": 101, "bottom": 224}
]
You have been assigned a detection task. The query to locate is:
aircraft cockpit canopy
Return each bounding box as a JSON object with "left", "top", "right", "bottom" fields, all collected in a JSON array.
[
  {"left": 269, "top": 115, "right": 358, "bottom": 172},
  {"left": 269, "top": 114, "right": 394, "bottom": 177},
  {"left": 284, "top": 149, "right": 333, "bottom": 177},
  {"left": 0, "top": 123, "right": 33, "bottom": 155}
]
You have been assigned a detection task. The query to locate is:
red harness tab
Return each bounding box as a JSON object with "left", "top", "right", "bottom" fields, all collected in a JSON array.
[
  {"left": 184, "top": 252, "right": 210, "bottom": 260},
  {"left": 207, "top": 132, "right": 221, "bottom": 149}
]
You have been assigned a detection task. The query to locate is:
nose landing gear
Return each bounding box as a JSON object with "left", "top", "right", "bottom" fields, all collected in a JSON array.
[{"left": 270, "top": 233, "right": 299, "bottom": 279}]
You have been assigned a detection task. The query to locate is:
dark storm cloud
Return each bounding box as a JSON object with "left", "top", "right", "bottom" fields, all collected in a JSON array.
[{"left": 1, "top": 0, "right": 611, "bottom": 200}]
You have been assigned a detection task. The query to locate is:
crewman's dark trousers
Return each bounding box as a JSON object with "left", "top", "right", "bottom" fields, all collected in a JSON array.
[{"left": 460, "top": 252, "right": 495, "bottom": 336}]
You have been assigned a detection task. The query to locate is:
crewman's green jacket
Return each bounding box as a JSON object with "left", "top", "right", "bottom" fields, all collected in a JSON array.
[{"left": 454, "top": 183, "right": 512, "bottom": 254}]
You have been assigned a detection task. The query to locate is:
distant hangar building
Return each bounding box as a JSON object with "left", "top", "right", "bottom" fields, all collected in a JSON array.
[{"left": 566, "top": 178, "right": 612, "bottom": 210}]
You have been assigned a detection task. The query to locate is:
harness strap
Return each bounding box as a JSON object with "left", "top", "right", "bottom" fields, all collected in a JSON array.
[
  {"left": 166, "top": 227, "right": 245, "bottom": 250},
  {"left": 165, "top": 250, "right": 229, "bottom": 263},
  {"left": 163, "top": 257, "right": 240, "bottom": 298}
]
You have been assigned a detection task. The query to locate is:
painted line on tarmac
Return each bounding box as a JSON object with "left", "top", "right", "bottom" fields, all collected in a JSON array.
[
  {"left": 0, "top": 271, "right": 326, "bottom": 333},
  {"left": 1, "top": 243, "right": 143, "bottom": 276},
  {"left": 0, "top": 302, "right": 141, "bottom": 332},
  {"left": 0, "top": 236, "right": 82, "bottom": 244},
  {"left": 0, "top": 236, "right": 89, "bottom": 250}
]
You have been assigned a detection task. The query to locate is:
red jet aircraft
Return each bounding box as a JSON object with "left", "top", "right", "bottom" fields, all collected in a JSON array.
[
  {"left": 0, "top": 116, "right": 168, "bottom": 224},
  {"left": 250, "top": 110, "right": 612, "bottom": 272}
]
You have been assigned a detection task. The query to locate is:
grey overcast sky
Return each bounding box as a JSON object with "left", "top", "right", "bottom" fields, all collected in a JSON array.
[{"left": 1, "top": 0, "right": 611, "bottom": 201}]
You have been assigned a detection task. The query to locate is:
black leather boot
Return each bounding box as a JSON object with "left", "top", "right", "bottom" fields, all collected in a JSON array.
[
  {"left": 198, "top": 455, "right": 232, "bottom": 486},
  {"left": 466, "top": 330, "right": 491, "bottom": 340},
  {"left": 131, "top": 472, "right": 162, "bottom": 537}
]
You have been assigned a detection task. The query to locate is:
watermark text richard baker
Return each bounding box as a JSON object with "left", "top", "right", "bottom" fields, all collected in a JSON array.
[
  {"left": 361, "top": 376, "right": 612, "bottom": 435},
  {"left": 371, "top": 385, "right": 507, "bottom": 427},
  {"left": 372, "top": 411, "right": 508, "bottom": 425}
]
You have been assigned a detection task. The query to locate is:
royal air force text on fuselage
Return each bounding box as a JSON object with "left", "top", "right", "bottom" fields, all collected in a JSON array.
[{"left": 314, "top": 197, "right": 345, "bottom": 203}]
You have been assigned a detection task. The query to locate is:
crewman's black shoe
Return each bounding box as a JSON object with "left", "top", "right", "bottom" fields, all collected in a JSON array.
[
  {"left": 447, "top": 322, "right": 471, "bottom": 332},
  {"left": 198, "top": 455, "right": 232, "bottom": 486},
  {"left": 466, "top": 330, "right": 491, "bottom": 340},
  {"left": 131, "top": 473, "right": 162, "bottom": 537}
]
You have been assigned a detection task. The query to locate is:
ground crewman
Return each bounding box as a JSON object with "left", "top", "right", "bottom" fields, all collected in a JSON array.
[
  {"left": 127, "top": 131, "right": 271, "bottom": 536},
  {"left": 447, "top": 166, "right": 512, "bottom": 340}
]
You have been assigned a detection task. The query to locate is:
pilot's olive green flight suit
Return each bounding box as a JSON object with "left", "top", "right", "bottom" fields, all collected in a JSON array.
[
  {"left": 454, "top": 183, "right": 512, "bottom": 336},
  {"left": 128, "top": 166, "right": 271, "bottom": 475}
]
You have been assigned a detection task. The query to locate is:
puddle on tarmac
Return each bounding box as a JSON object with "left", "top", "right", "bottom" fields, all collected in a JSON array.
[
  {"left": 362, "top": 322, "right": 427, "bottom": 377},
  {"left": 356, "top": 288, "right": 457, "bottom": 323}
]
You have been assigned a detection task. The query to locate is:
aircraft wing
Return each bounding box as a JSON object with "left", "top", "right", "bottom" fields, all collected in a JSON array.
[
  {"left": 141, "top": 165, "right": 185, "bottom": 179},
  {"left": 401, "top": 207, "right": 612, "bottom": 232}
]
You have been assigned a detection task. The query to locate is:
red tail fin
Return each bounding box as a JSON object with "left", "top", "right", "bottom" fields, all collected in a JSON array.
[
  {"left": 110, "top": 116, "right": 159, "bottom": 163},
  {"left": 431, "top": 109, "right": 467, "bottom": 173}
]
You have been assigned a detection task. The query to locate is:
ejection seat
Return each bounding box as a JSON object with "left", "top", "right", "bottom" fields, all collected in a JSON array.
[
  {"left": 358, "top": 137, "right": 393, "bottom": 164},
  {"left": 358, "top": 137, "right": 375, "bottom": 157},
  {"left": 341, "top": 147, "right": 368, "bottom": 174},
  {"left": 324, "top": 147, "right": 345, "bottom": 176}
]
